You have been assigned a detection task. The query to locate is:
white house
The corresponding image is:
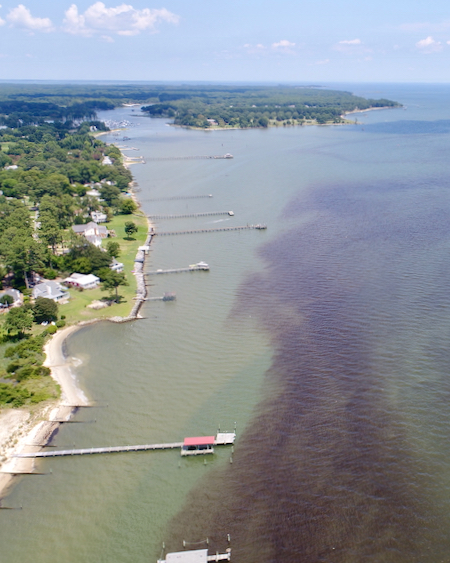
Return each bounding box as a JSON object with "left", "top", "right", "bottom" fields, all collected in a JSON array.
[
  {"left": 91, "top": 211, "right": 107, "bottom": 223},
  {"left": 72, "top": 222, "right": 108, "bottom": 247},
  {"left": 32, "top": 281, "right": 70, "bottom": 302},
  {"left": 64, "top": 273, "right": 100, "bottom": 290},
  {"left": 110, "top": 258, "right": 124, "bottom": 272},
  {"left": 86, "top": 188, "right": 101, "bottom": 198}
]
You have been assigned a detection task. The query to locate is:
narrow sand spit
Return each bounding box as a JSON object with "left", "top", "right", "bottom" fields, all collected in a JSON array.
[{"left": 0, "top": 325, "right": 87, "bottom": 499}]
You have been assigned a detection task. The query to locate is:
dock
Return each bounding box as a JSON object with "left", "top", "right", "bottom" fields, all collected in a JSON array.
[
  {"left": 147, "top": 262, "right": 209, "bottom": 275},
  {"left": 158, "top": 549, "right": 231, "bottom": 563},
  {"left": 147, "top": 154, "right": 233, "bottom": 161},
  {"left": 148, "top": 211, "right": 233, "bottom": 220},
  {"left": 14, "top": 433, "right": 235, "bottom": 459},
  {"left": 156, "top": 225, "right": 266, "bottom": 236}
]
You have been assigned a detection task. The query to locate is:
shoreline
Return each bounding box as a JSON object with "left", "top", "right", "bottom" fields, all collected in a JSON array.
[
  {"left": 0, "top": 325, "right": 85, "bottom": 499},
  {"left": 0, "top": 179, "right": 154, "bottom": 500}
]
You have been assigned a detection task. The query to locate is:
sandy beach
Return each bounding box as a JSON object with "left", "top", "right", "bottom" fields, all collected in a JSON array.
[{"left": 0, "top": 325, "right": 87, "bottom": 499}]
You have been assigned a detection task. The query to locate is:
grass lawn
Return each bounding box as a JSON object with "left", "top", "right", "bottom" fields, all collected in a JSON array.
[{"left": 59, "top": 211, "right": 149, "bottom": 324}]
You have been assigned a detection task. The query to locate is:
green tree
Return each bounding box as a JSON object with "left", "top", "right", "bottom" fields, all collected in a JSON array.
[
  {"left": 124, "top": 221, "right": 137, "bottom": 239},
  {"left": 4, "top": 306, "right": 33, "bottom": 337},
  {"left": 106, "top": 240, "right": 120, "bottom": 258},
  {"left": 101, "top": 271, "right": 128, "bottom": 302},
  {"left": 0, "top": 294, "right": 14, "bottom": 307},
  {"left": 32, "top": 297, "right": 58, "bottom": 324},
  {"left": 119, "top": 199, "right": 137, "bottom": 214}
]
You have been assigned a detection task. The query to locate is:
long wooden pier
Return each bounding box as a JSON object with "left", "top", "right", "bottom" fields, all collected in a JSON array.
[
  {"left": 147, "top": 264, "right": 209, "bottom": 275},
  {"left": 15, "top": 442, "right": 184, "bottom": 458},
  {"left": 147, "top": 154, "right": 233, "bottom": 162},
  {"left": 148, "top": 211, "right": 233, "bottom": 220},
  {"left": 15, "top": 433, "right": 236, "bottom": 459},
  {"left": 156, "top": 225, "right": 267, "bottom": 236}
]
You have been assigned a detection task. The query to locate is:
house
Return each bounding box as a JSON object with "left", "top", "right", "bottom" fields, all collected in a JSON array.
[
  {"left": 63, "top": 273, "right": 100, "bottom": 290},
  {"left": 32, "top": 281, "right": 70, "bottom": 302},
  {"left": 110, "top": 258, "right": 124, "bottom": 272},
  {"left": 0, "top": 288, "right": 23, "bottom": 308},
  {"left": 72, "top": 222, "right": 108, "bottom": 247},
  {"left": 86, "top": 188, "right": 101, "bottom": 198},
  {"left": 102, "top": 156, "right": 112, "bottom": 165},
  {"left": 91, "top": 211, "right": 107, "bottom": 223}
]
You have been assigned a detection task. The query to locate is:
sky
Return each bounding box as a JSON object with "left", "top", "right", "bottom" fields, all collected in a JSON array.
[{"left": 1, "top": 0, "right": 450, "bottom": 82}]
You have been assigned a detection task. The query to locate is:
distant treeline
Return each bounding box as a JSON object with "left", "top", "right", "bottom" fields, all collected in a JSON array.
[
  {"left": 0, "top": 100, "right": 114, "bottom": 127},
  {"left": 0, "top": 83, "right": 400, "bottom": 130},
  {"left": 141, "top": 86, "right": 400, "bottom": 128}
]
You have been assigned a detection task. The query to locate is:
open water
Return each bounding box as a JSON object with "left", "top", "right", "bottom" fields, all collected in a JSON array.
[{"left": 2, "top": 84, "right": 450, "bottom": 562}]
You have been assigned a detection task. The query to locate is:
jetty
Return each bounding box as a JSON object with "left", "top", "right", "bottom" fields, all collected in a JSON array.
[
  {"left": 147, "top": 154, "right": 233, "bottom": 162},
  {"left": 156, "top": 225, "right": 267, "bottom": 236},
  {"left": 147, "top": 262, "right": 209, "bottom": 275},
  {"left": 14, "top": 432, "right": 236, "bottom": 459},
  {"left": 148, "top": 211, "right": 234, "bottom": 220}
]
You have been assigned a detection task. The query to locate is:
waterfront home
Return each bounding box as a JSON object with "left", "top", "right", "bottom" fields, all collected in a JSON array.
[
  {"left": 63, "top": 273, "right": 100, "bottom": 290},
  {"left": 91, "top": 211, "right": 107, "bottom": 223},
  {"left": 85, "top": 188, "right": 101, "bottom": 198},
  {"left": 72, "top": 222, "right": 108, "bottom": 247},
  {"left": 0, "top": 288, "right": 23, "bottom": 307},
  {"left": 32, "top": 281, "right": 70, "bottom": 302},
  {"left": 110, "top": 258, "right": 124, "bottom": 272}
]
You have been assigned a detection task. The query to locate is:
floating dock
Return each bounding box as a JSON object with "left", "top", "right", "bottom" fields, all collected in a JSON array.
[
  {"left": 14, "top": 433, "right": 235, "bottom": 459},
  {"left": 156, "top": 225, "right": 267, "bottom": 236}
]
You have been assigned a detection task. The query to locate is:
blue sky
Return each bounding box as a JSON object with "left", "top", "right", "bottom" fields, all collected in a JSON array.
[{"left": 1, "top": 0, "right": 450, "bottom": 82}]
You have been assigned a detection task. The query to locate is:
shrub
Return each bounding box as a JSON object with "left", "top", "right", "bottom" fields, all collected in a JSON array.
[
  {"left": 44, "top": 325, "right": 57, "bottom": 335},
  {"left": 15, "top": 365, "right": 36, "bottom": 381},
  {"left": 56, "top": 319, "right": 66, "bottom": 328}
]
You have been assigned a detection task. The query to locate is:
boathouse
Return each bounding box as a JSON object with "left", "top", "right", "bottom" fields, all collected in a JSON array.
[{"left": 181, "top": 436, "right": 215, "bottom": 456}]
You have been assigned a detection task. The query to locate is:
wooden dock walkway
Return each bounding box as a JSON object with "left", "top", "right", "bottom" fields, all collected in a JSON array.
[
  {"left": 15, "top": 442, "right": 184, "bottom": 458},
  {"left": 146, "top": 264, "right": 209, "bottom": 275},
  {"left": 147, "top": 154, "right": 233, "bottom": 162},
  {"left": 156, "top": 225, "right": 267, "bottom": 236},
  {"left": 15, "top": 433, "right": 236, "bottom": 459},
  {"left": 148, "top": 211, "right": 233, "bottom": 220}
]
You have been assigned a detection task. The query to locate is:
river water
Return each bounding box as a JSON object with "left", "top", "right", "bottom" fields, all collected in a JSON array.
[{"left": 3, "top": 84, "right": 450, "bottom": 562}]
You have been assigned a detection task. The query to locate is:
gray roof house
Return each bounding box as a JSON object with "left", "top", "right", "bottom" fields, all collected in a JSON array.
[
  {"left": 72, "top": 222, "right": 108, "bottom": 247},
  {"left": 32, "top": 281, "right": 70, "bottom": 302},
  {"left": 0, "top": 288, "right": 23, "bottom": 307}
]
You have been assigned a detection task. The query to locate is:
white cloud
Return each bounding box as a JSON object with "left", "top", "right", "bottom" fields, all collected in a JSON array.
[
  {"left": 6, "top": 4, "right": 53, "bottom": 32},
  {"left": 315, "top": 59, "right": 330, "bottom": 65},
  {"left": 243, "top": 43, "right": 266, "bottom": 55},
  {"left": 63, "top": 2, "right": 179, "bottom": 37},
  {"left": 416, "top": 36, "right": 443, "bottom": 52},
  {"left": 272, "top": 39, "right": 295, "bottom": 49},
  {"left": 0, "top": 18, "right": 4, "bottom": 26},
  {"left": 338, "top": 39, "right": 361, "bottom": 45}
]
